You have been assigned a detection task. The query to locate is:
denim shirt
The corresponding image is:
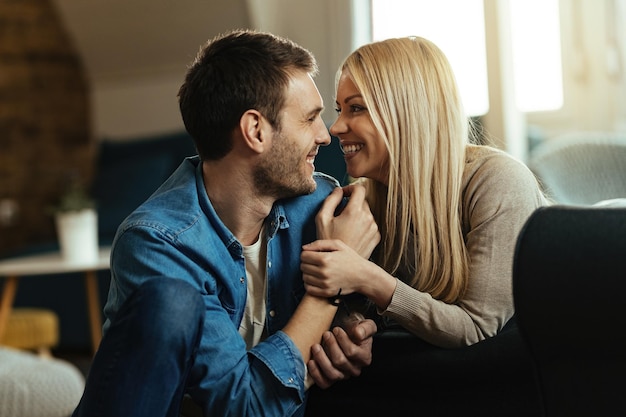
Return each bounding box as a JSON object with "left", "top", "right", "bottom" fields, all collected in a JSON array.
[{"left": 103, "top": 156, "right": 338, "bottom": 416}]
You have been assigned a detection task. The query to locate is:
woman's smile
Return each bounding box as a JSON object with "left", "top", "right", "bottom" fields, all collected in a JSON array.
[{"left": 340, "top": 142, "right": 364, "bottom": 155}]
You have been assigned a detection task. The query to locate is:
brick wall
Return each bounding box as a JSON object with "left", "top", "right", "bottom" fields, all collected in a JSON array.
[{"left": 0, "top": 0, "right": 94, "bottom": 256}]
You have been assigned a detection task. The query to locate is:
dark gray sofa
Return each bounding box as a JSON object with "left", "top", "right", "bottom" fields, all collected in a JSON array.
[{"left": 305, "top": 318, "right": 541, "bottom": 417}]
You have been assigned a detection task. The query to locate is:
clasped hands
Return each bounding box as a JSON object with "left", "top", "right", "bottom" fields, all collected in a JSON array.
[{"left": 303, "top": 184, "right": 380, "bottom": 388}]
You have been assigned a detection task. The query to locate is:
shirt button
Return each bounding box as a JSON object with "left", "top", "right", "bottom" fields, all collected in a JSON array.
[
  {"left": 240, "top": 277, "right": 245, "bottom": 284},
  {"left": 287, "top": 377, "right": 294, "bottom": 384},
  {"left": 268, "top": 261, "right": 272, "bottom": 268},
  {"left": 269, "top": 310, "right": 276, "bottom": 318}
]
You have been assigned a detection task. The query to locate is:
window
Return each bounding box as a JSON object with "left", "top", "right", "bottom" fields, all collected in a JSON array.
[
  {"left": 509, "top": 0, "right": 563, "bottom": 112},
  {"left": 371, "top": 0, "right": 489, "bottom": 116},
  {"left": 370, "top": 0, "right": 563, "bottom": 115}
]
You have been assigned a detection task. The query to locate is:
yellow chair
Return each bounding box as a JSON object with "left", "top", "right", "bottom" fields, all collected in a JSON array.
[{"left": 1, "top": 308, "right": 59, "bottom": 357}]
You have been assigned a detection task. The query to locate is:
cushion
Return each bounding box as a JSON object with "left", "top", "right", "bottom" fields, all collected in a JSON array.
[{"left": 0, "top": 347, "right": 84, "bottom": 417}]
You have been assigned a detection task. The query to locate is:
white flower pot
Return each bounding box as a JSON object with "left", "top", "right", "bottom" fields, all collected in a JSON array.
[{"left": 55, "top": 208, "right": 99, "bottom": 264}]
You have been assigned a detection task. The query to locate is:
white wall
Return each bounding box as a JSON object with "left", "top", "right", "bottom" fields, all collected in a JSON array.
[
  {"left": 53, "top": 0, "right": 251, "bottom": 140},
  {"left": 247, "top": 0, "right": 362, "bottom": 126},
  {"left": 54, "top": 0, "right": 626, "bottom": 145},
  {"left": 91, "top": 71, "right": 185, "bottom": 140},
  {"left": 54, "top": 0, "right": 359, "bottom": 140}
]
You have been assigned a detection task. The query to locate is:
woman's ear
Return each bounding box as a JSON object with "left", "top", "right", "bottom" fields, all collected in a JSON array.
[{"left": 239, "top": 109, "right": 270, "bottom": 154}]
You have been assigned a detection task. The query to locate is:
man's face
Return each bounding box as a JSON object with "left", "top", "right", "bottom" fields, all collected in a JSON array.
[{"left": 254, "top": 71, "right": 331, "bottom": 199}]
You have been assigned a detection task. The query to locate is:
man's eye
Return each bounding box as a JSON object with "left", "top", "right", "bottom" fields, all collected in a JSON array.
[{"left": 306, "top": 113, "right": 320, "bottom": 123}]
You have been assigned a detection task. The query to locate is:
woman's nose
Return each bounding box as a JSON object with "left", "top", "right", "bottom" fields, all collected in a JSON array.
[{"left": 329, "top": 117, "right": 345, "bottom": 136}]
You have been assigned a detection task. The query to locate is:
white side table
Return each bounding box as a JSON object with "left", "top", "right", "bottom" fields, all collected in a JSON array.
[{"left": 0, "top": 247, "right": 111, "bottom": 355}]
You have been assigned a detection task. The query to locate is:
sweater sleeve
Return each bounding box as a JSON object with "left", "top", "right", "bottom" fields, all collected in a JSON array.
[{"left": 382, "top": 147, "right": 547, "bottom": 348}]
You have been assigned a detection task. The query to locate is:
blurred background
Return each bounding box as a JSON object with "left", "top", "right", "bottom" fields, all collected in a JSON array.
[{"left": 1, "top": 0, "right": 624, "bottom": 353}]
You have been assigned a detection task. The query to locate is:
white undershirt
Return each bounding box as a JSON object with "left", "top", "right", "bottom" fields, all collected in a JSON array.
[
  {"left": 238, "top": 228, "right": 313, "bottom": 390},
  {"left": 239, "top": 229, "right": 268, "bottom": 350}
]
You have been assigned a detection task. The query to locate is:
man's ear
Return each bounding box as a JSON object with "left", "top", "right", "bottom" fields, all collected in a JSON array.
[{"left": 239, "top": 109, "right": 270, "bottom": 154}]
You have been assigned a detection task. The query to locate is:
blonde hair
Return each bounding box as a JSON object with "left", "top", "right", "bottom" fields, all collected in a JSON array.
[{"left": 341, "top": 37, "right": 470, "bottom": 303}]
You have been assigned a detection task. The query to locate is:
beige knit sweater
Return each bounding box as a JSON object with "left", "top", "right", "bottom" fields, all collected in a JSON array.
[{"left": 382, "top": 144, "right": 548, "bottom": 348}]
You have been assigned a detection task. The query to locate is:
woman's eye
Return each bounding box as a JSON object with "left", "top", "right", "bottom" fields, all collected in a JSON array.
[
  {"left": 335, "top": 104, "right": 367, "bottom": 115},
  {"left": 350, "top": 105, "right": 366, "bottom": 113}
]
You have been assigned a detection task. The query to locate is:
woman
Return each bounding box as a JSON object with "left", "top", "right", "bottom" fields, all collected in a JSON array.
[{"left": 301, "top": 36, "right": 547, "bottom": 348}]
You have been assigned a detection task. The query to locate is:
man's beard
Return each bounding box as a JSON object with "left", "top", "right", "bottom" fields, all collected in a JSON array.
[{"left": 253, "top": 132, "right": 317, "bottom": 200}]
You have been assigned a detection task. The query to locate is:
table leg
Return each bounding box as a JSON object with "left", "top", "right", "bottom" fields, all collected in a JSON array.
[
  {"left": 0, "top": 275, "right": 19, "bottom": 341},
  {"left": 84, "top": 270, "right": 102, "bottom": 355}
]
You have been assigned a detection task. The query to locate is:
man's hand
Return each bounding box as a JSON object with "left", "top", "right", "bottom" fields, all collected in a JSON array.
[
  {"left": 307, "top": 316, "right": 377, "bottom": 389},
  {"left": 316, "top": 185, "right": 380, "bottom": 259}
]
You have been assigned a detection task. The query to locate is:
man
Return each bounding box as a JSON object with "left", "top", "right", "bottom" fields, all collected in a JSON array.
[{"left": 71, "top": 29, "right": 379, "bottom": 416}]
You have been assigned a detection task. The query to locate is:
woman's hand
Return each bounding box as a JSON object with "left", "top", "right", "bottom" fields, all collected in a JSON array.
[
  {"left": 315, "top": 184, "right": 380, "bottom": 259},
  {"left": 301, "top": 239, "right": 369, "bottom": 297}
]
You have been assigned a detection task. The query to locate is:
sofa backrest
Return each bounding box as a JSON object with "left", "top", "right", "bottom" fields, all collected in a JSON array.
[
  {"left": 513, "top": 205, "right": 626, "bottom": 416},
  {"left": 92, "top": 132, "right": 198, "bottom": 243}
]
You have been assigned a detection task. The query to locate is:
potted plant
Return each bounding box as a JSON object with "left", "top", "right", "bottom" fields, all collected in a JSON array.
[{"left": 50, "top": 177, "right": 99, "bottom": 264}]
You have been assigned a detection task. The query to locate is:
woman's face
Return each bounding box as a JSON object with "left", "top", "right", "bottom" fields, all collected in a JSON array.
[{"left": 330, "top": 71, "right": 390, "bottom": 185}]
